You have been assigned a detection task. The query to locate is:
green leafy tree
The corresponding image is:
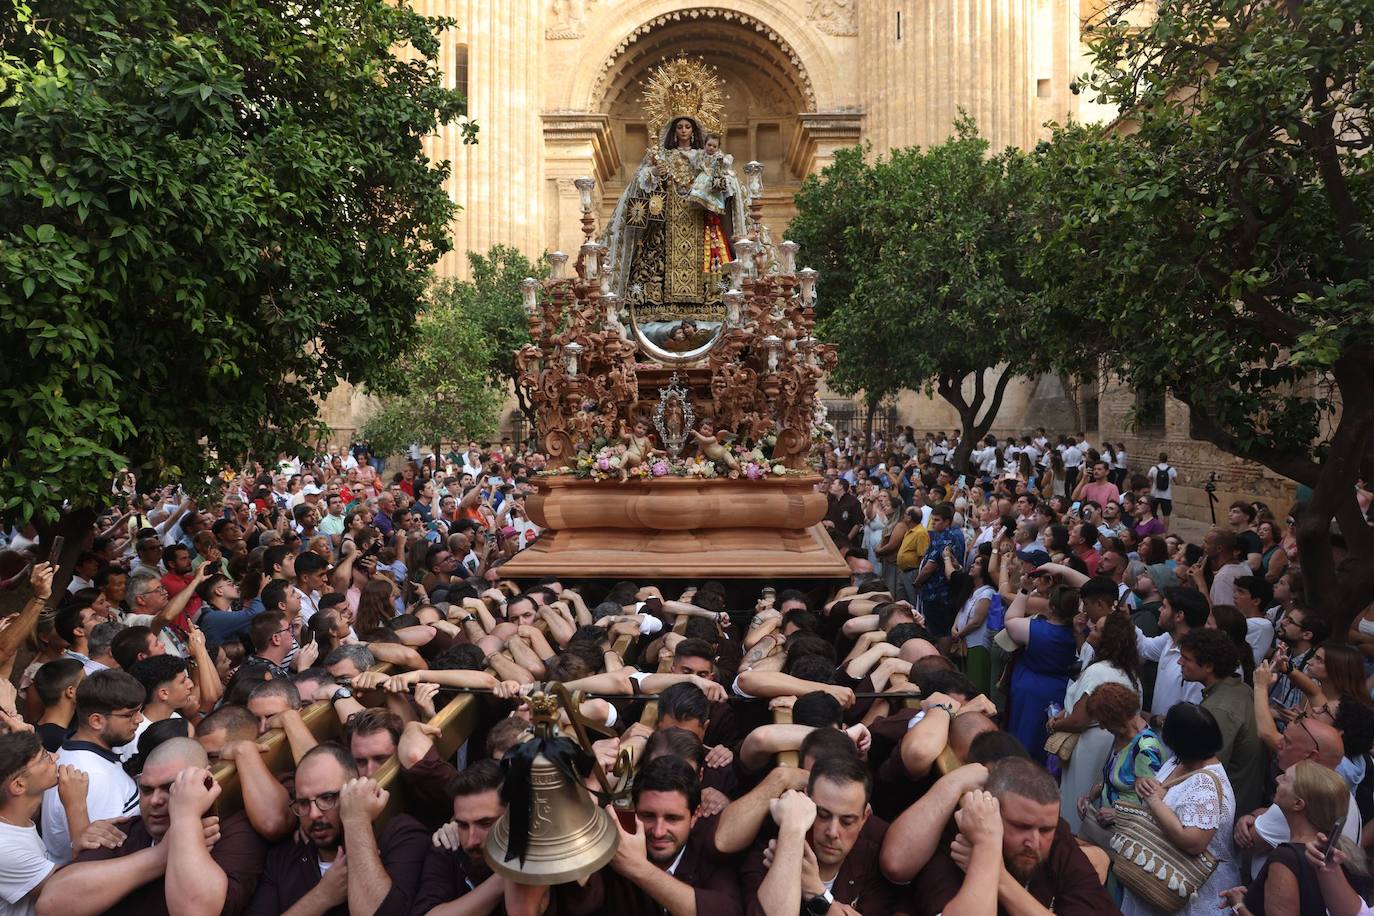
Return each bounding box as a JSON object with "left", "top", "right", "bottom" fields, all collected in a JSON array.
[
  {"left": 361, "top": 246, "right": 543, "bottom": 459},
  {"left": 0, "top": 0, "right": 473, "bottom": 525},
  {"left": 789, "top": 122, "right": 1072, "bottom": 471},
  {"left": 360, "top": 291, "right": 503, "bottom": 459},
  {"left": 1037, "top": 0, "right": 1374, "bottom": 626},
  {"left": 434, "top": 246, "right": 545, "bottom": 420}
]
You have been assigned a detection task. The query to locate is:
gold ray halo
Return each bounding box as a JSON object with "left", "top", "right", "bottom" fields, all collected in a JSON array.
[{"left": 639, "top": 53, "right": 727, "bottom": 144}]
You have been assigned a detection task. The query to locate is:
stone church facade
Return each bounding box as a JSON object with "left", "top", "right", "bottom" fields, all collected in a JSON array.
[{"left": 319, "top": 0, "right": 1294, "bottom": 518}]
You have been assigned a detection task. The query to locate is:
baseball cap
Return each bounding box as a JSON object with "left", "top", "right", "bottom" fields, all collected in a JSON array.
[
  {"left": 302, "top": 484, "right": 323, "bottom": 495},
  {"left": 1015, "top": 547, "right": 1051, "bottom": 567}
]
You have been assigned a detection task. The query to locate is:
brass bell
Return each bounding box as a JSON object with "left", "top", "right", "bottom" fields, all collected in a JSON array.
[{"left": 483, "top": 684, "right": 619, "bottom": 885}]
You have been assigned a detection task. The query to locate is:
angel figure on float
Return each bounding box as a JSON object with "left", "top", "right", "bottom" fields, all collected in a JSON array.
[
  {"left": 618, "top": 418, "right": 663, "bottom": 482},
  {"left": 691, "top": 420, "right": 739, "bottom": 471}
]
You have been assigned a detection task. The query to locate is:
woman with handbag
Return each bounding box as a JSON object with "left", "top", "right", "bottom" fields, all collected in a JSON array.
[
  {"left": 1220, "top": 761, "right": 1371, "bottom": 916},
  {"left": 1049, "top": 613, "right": 1143, "bottom": 833},
  {"left": 1078, "top": 683, "right": 1166, "bottom": 856},
  {"left": 1003, "top": 583, "right": 1080, "bottom": 766},
  {"left": 1120, "top": 702, "right": 1240, "bottom": 916}
]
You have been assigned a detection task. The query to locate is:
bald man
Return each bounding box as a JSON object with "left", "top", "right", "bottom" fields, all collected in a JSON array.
[
  {"left": 37, "top": 737, "right": 267, "bottom": 916},
  {"left": 872, "top": 678, "right": 998, "bottom": 821},
  {"left": 1234, "top": 715, "right": 1358, "bottom": 879}
]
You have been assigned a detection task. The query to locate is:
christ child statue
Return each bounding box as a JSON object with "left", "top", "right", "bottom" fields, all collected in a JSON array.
[{"left": 688, "top": 133, "right": 733, "bottom": 216}]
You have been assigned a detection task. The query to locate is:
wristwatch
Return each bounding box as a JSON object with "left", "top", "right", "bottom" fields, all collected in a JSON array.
[
  {"left": 330, "top": 687, "right": 354, "bottom": 703},
  {"left": 462, "top": 614, "right": 478, "bottom": 624},
  {"left": 803, "top": 893, "right": 831, "bottom": 915}
]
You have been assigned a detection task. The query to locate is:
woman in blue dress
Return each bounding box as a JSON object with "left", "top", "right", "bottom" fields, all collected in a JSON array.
[{"left": 1003, "top": 583, "right": 1081, "bottom": 764}]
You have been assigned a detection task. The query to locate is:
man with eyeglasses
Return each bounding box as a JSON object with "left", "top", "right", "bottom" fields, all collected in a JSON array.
[
  {"left": 1233, "top": 711, "right": 1360, "bottom": 880},
  {"left": 239, "top": 608, "right": 295, "bottom": 681},
  {"left": 39, "top": 671, "right": 143, "bottom": 864},
  {"left": 36, "top": 737, "right": 264, "bottom": 916},
  {"left": 247, "top": 742, "right": 428, "bottom": 916}
]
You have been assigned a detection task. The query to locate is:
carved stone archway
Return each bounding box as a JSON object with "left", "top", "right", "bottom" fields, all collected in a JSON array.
[{"left": 542, "top": 5, "right": 859, "bottom": 254}]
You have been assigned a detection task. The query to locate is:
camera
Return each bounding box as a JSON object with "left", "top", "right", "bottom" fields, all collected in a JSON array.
[{"left": 1203, "top": 471, "right": 1218, "bottom": 495}]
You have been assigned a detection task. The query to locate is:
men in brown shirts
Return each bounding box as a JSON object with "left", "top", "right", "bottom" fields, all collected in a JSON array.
[
  {"left": 886, "top": 758, "right": 1120, "bottom": 916},
  {"left": 557, "top": 756, "right": 743, "bottom": 916},
  {"left": 742, "top": 755, "right": 902, "bottom": 916},
  {"left": 412, "top": 759, "right": 507, "bottom": 915},
  {"left": 36, "top": 737, "right": 265, "bottom": 916},
  {"left": 245, "top": 742, "right": 430, "bottom": 916}
]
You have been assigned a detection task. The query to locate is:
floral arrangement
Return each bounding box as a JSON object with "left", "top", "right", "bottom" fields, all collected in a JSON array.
[{"left": 568, "top": 441, "right": 791, "bottom": 482}]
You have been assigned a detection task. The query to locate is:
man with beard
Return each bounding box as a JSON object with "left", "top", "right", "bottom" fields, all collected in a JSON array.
[
  {"left": 560, "top": 755, "right": 742, "bottom": 916},
  {"left": 412, "top": 760, "right": 507, "bottom": 914},
  {"left": 903, "top": 758, "right": 1118, "bottom": 916},
  {"left": 38, "top": 671, "right": 144, "bottom": 864},
  {"left": 35, "top": 738, "right": 264, "bottom": 916},
  {"left": 246, "top": 743, "right": 429, "bottom": 916}
]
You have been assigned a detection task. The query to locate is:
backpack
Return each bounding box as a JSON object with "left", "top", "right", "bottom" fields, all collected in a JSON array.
[{"left": 1154, "top": 464, "right": 1171, "bottom": 491}]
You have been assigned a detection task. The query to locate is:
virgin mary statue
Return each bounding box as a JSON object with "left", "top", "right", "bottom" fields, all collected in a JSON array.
[{"left": 604, "top": 113, "right": 748, "bottom": 352}]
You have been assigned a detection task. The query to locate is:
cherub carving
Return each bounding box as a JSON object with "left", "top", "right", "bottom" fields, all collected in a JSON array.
[
  {"left": 618, "top": 418, "right": 662, "bottom": 481},
  {"left": 691, "top": 420, "right": 739, "bottom": 471}
]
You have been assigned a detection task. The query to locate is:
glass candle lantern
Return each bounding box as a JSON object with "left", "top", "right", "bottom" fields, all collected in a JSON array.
[
  {"left": 763, "top": 334, "right": 783, "bottom": 371},
  {"left": 797, "top": 267, "right": 817, "bottom": 306},
  {"left": 520, "top": 278, "right": 540, "bottom": 316},
  {"left": 744, "top": 161, "right": 764, "bottom": 198},
  {"left": 574, "top": 176, "right": 596, "bottom": 213},
  {"left": 564, "top": 341, "right": 584, "bottom": 377},
  {"left": 778, "top": 240, "right": 799, "bottom": 275},
  {"left": 734, "top": 239, "right": 757, "bottom": 280},
  {"left": 722, "top": 289, "right": 744, "bottom": 326},
  {"left": 580, "top": 242, "right": 602, "bottom": 281},
  {"left": 548, "top": 251, "right": 568, "bottom": 280}
]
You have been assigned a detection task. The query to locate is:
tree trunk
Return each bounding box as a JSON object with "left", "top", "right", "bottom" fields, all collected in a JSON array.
[
  {"left": 940, "top": 367, "right": 1015, "bottom": 479},
  {"left": 1181, "top": 358, "right": 1374, "bottom": 635}
]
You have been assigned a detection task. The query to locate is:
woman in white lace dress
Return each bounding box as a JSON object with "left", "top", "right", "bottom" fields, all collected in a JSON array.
[{"left": 1121, "top": 702, "right": 1241, "bottom": 916}]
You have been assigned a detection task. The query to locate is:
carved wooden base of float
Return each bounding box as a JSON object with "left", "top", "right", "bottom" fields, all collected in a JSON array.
[{"left": 500, "top": 475, "right": 851, "bottom": 580}]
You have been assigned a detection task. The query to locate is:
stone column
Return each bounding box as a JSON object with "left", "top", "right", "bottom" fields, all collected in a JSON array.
[{"left": 542, "top": 113, "right": 621, "bottom": 255}]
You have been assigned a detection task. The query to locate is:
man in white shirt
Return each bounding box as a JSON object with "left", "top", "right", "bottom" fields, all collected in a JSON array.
[
  {"left": 1061, "top": 437, "right": 1084, "bottom": 495},
  {"left": 1230, "top": 575, "right": 1277, "bottom": 667},
  {"left": 64, "top": 553, "right": 101, "bottom": 595},
  {"left": 128, "top": 537, "right": 165, "bottom": 578},
  {"left": 40, "top": 671, "right": 143, "bottom": 864},
  {"left": 113, "top": 656, "right": 192, "bottom": 762},
  {"left": 930, "top": 435, "right": 949, "bottom": 469},
  {"left": 1135, "top": 587, "right": 1207, "bottom": 720},
  {"left": 0, "top": 732, "right": 61, "bottom": 916},
  {"left": 1148, "top": 453, "right": 1179, "bottom": 533},
  {"left": 971, "top": 437, "right": 998, "bottom": 480},
  {"left": 1207, "top": 530, "right": 1252, "bottom": 606}
]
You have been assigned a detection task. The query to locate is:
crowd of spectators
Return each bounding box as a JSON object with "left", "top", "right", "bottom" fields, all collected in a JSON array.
[{"left": 0, "top": 430, "right": 1370, "bottom": 916}]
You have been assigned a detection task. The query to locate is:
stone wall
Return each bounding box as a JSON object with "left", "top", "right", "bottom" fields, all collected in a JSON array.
[{"left": 1095, "top": 376, "right": 1299, "bottom": 523}]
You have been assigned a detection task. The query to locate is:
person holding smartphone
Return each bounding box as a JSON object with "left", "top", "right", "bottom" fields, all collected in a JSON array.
[{"left": 1221, "top": 761, "right": 1370, "bottom": 916}]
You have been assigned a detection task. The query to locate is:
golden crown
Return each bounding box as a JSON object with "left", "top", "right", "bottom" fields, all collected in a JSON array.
[{"left": 640, "top": 54, "right": 727, "bottom": 143}]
